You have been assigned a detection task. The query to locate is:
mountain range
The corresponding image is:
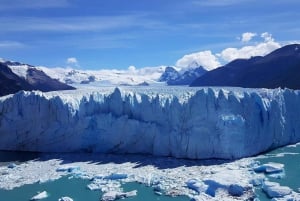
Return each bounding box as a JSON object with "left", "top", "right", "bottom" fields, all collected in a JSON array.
[
  {"left": 0, "top": 61, "right": 75, "bottom": 96},
  {"left": 1, "top": 44, "right": 300, "bottom": 96},
  {"left": 159, "top": 65, "right": 207, "bottom": 85},
  {"left": 191, "top": 44, "right": 300, "bottom": 89}
]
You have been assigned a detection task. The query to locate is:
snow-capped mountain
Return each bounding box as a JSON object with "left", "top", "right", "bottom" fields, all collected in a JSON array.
[
  {"left": 0, "top": 61, "right": 74, "bottom": 96},
  {"left": 158, "top": 66, "right": 180, "bottom": 82},
  {"left": 7, "top": 62, "right": 166, "bottom": 86},
  {"left": 159, "top": 65, "right": 208, "bottom": 85},
  {"left": 191, "top": 44, "right": 300, "bottom": 89}
]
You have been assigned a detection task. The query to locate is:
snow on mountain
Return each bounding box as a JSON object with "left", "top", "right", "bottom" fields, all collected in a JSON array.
[
  {"left": 0, "top": 86, "right": 300, "bottom": 160},
  {"left": 159, "top": 65, "right": 207, "bottom": 85},
  {"left": 4, "top": 59, "right": 166, "bottom": 86},
  {"left": 37, "top": 66, "right": 166, "bottom": 86},
  {"left": 158, "top": 66, "right": 180, "bottom": 82}
]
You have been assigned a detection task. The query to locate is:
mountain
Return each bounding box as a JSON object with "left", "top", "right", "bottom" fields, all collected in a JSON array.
[
  {"left": 158, "top": 66, "right": 180, "bottom": 82},
  {"left": 190, "top": 44, "right": 300, "bottom": 89},
  {"left": 0, "top": 63, "right": 32, "bottom": 96},
  {"left": 159, "top": 66, "right": 207, "bottom": 85},
  {"left": 26, "top": 67, "right": 76, "bottom": 91},
  {"left": 0, "top": 61, "right": 75, "bottom": 96}
]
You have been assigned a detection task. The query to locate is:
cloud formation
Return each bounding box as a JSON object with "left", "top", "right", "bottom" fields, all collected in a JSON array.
[
  {"left": 220, "top": 32, "right": 281, "bottom": 62},
  {"left": 176, "top": 32, "right": 282, "bottom": 70},
  {"left": 176, "top": 50, "right": 221, "bottom": 71},
  {"left": 241, "top": 32, "right": 257, "bottom": 42},
  {"left": 66, "top": 57, "right": 80, "bottom": 68}
]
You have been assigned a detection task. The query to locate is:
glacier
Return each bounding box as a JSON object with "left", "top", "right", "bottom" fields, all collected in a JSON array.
[{"left": 0, "top": 86, "right": 300, "bottom": 159}]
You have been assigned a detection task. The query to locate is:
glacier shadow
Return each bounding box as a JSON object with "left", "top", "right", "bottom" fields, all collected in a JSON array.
[
  {"left": 0, "top": 151, "right": 42, "bottom": 166},
  {"left": 32, "top": 152, "right": 234, "bottom": 169}
]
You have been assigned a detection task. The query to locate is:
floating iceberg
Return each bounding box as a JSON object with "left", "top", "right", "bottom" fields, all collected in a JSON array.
[
  {"left": 101, "top": 190, "right": 137, "bottom": 201},
  {"left": 0, "top": 86, "right": 300, "bottom": 159},
  {"left": 262, "top": 181, "right": 292, "bottom": 198},
  {"left": 58, "top": 197, "right": 73, "bottom": 201},
  {"left": 30, "top": 191, "right": 48, "bottom": 200}
]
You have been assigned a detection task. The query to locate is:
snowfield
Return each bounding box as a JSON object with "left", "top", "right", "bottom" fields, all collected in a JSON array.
[{"left": 0, "top": 86, "right": 300, "bottom": 159}]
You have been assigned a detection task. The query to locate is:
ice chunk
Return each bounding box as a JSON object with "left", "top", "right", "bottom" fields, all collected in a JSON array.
[
  {"left": 254, "top": 162, "right": 284, "bottom": 174},
  {"left": 30, "top": 191, "right": 49, "bottom": 200},
  {"left": 7, "top": 163, "right": 17, "bottom": 168},
  {"left": 56, "top": 166, "right": 80, "bottom": 173},
  {"left": 262, "top": 181, "right": 292, "bottom": 198},
  {"left": 270, "top": 192, "right": 300, "bottom": 201},
  {"left": 104, "top": 173, "right": 128, "bottom": 180},
  {"left": 186, "top": 179, "right": 208, "bottom": 193},
  {"left": 58, "top": 197, "right": 73, "bottom": 201},
  {"left": 101, "top": 190, "right": 137, "bottom": 201},
  {"left": 228, "top": 184, "right": 245, "bottom": 196}
]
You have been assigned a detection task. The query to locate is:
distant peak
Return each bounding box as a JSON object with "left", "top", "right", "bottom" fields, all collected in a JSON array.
[{"left": 187, "top": 61, "right": 200, "bottom": 69}]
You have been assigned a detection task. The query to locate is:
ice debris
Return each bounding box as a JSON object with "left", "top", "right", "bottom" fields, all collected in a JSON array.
[
  {"left": 7, "top": 163, "right": 16, "bottom": 169},
  {"left": 104, "top": 173, "right": 128, "bottom": 180},
  {"left": 58, "top": 197, "right": 73, "bottom": 201},
  {"left": 101, "top": 190, "right": 137, "bottom": 201},
  {"left": 254, "top": 162, "right": 284, "bottom": 174},
  {"left": 30, "top": 191, "right": 49, "bottom": 200},
  {"left": 262, "top": 181, "right": 292, "bottom": 198}
]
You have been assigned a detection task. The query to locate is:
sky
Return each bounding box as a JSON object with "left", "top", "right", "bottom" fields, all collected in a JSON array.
[{"left": 0, "top": 0, "right": 299, "bottom": 70}]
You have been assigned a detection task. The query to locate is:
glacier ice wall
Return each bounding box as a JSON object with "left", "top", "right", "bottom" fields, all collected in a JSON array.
[{"left": 0, "top": 87, "right": 300, "bottom": 159}]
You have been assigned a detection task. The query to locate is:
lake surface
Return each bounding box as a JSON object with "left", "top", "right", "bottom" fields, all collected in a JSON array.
[
  {"left": 1, "top": 143, "right": 300, "bottom": 201},
  {"left": 254, "top": 143, "right": 300, "bottom": 200},
  {"left": 0, "top": 176, "right": 189, "bottom": 201}
]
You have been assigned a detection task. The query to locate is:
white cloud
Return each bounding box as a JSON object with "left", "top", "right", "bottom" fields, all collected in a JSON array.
[
  {"left": 176, "top": 32, "right": 284, "bottom": 70},
  {"left": 219, "top": 32, "right": 281, "bottom": 62},
  {"left": 241, "top": 32, "right": 257, "bottom": 42},
  {"left": 176, "top": 50, "right": 221, "bottom": 71},
  {"left": 261, "top": 32, "right": 274, "bottom": 42},
  {"left": 66, "top": 57, "right": 80, "bottom": 68},
  {"left": 66, "top": 57, "right": 78, "bottom": 64}
]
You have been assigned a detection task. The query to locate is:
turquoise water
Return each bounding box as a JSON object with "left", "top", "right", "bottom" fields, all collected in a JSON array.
[
  {"left": 0, "top": 175, "right": 190, "bottom": 201},
  {"left": 1, "top": 144, "right": 300, "bottom": 201},
  {"left": 254, "top": 144, "right": 300, "bottom": 200}
]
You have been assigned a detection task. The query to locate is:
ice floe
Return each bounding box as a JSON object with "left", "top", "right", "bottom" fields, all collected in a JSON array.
[
  {"left": 30, "top": 191, "right": 48, "bottom": 200},
  {"left": 262, "top": 181, "right": 292, "bottom": 198},
  {"left": 254, "top": 162, "right": 284, "bottom": 174},
  {"left": 58, "top": 196, "right": 73, "bottom": 201},
  {"left": 0, "top": 153, "right": 255, "bottom": 200}
]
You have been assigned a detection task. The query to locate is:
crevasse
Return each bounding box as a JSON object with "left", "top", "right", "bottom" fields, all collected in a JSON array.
[{"left": 0, "top": 87, "right": 300, "bottom": 159}]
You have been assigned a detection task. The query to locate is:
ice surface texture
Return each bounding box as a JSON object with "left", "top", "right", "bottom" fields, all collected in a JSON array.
[{"left": 0, "top": 87, "right": 300, "bottom": 159}]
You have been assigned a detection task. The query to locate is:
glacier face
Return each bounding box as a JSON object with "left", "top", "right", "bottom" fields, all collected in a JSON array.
[{"left": 0, "top": 86, "right": 300, "bottom": 159}]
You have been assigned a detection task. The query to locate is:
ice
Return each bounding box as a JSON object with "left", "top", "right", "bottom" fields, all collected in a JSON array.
[
  {"left": 254, "top": 162, "right": 284, "bottom": 174},
  {"left": 228, "top": 184, "right": 245, "bottom": 196},
  {"left": 101, "top": 190, "right": 137, "bottom": 201},
  {"left": 271, "top": 192, "right": 300, "bottom": 201},
  {"left": 0, "top": 153, "right": 254, "bottom": 200},
  {"left": 186, "top": 179, "right": 208, "bottom": 193},
  {"left": 58, "top": 197, "right": 73, "bottom": 201},
  {"left": 7, "top": 163, "right": 16, "bottom": 168},
  {"left": 30, "top": 191, "right": 48, "bottom": 200},
  {"left": 1, "top": 87, "right": 300, "bottom": 160},
  {"left": 262, "top": 181, "right": 292, "bottom": 198},
  {"left": 104, "top": 173, "right": 128, "bottom": 180}
]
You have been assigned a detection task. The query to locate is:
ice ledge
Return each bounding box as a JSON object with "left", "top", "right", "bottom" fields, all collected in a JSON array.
[{"left": 0, "top": 87, "right": 300, "bottom": 159}]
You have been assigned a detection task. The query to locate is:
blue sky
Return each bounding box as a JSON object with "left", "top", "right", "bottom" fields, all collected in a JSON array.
[{"left": 0, "top": 0, "right": 299, "bottom": 70}]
